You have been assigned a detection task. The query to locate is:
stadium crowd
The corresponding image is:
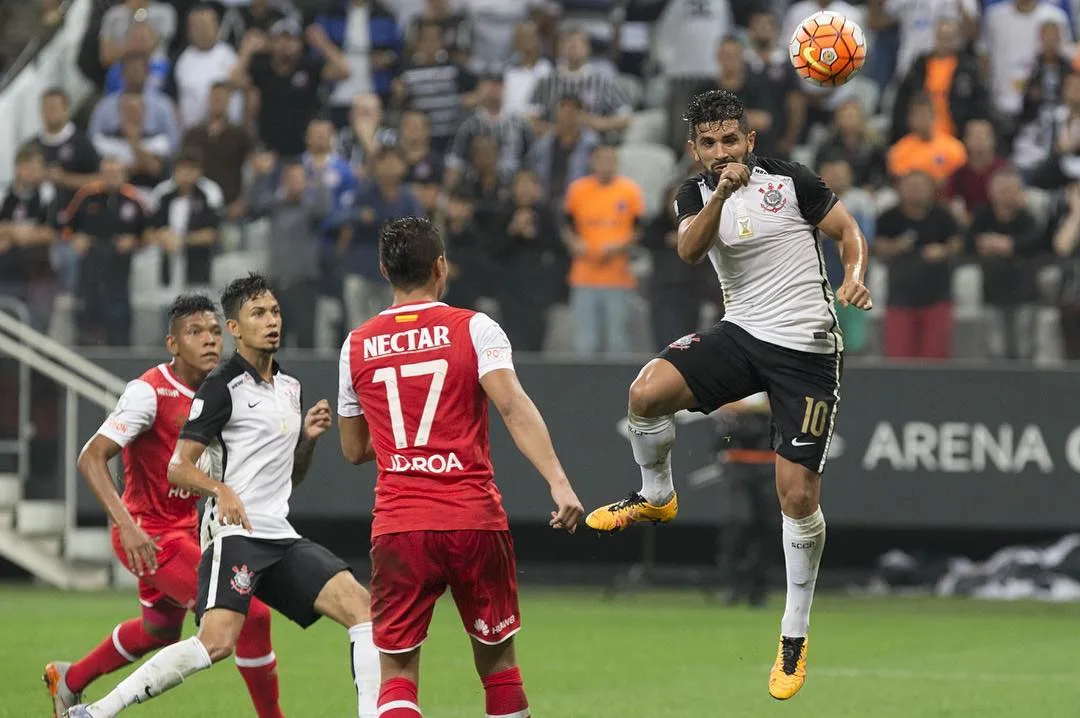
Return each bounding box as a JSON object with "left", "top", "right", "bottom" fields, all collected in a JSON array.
[{"left": 3, "top": 0, "right": 1080, "bottom": 362}]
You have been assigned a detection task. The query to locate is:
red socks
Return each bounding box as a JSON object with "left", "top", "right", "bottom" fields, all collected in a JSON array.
[
  {"left": 482, "top": 667, "right": 530, "bottom": 718},
  {"left": 235, "top": 600, "right": 283, "bottom": 718},
  {"left": 66, "top": 619, "right": 172, "bottom": 693},
  {"left": 378, "top": 677, "right": 422, "bottom": 716}
]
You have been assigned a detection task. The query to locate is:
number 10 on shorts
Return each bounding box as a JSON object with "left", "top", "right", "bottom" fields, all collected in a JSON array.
[{"left": 800, "top": 397, "right": 830, "bottom": 437}]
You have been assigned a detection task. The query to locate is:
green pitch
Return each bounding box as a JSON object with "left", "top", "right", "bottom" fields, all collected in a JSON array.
[{"left": 2, "top": 585, "right": 1078, "bottom": 717}]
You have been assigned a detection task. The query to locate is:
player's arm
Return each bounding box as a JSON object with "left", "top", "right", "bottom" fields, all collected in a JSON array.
[
  {"left": 817, "top": 202, "right": 872, "bottom": 310},
  {"left": 294, "top": 399, "right": 332, "bottom": 486},
  {"left": 169, "top": 377, "right": 252, "bottom": 531},
  {"left": 676, "top": 165, "right": 749, "bottom": 264},
  {"left": 337, "top": 337, "right": 376, "bottom": 465},
  {"left": 80, "top": 380, "right": 158, "bottom": 575}
]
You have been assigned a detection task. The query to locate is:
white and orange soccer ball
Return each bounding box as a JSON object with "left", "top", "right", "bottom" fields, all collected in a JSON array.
[{"left": 789, "top": 10, "right": 867, "bottom": 87}]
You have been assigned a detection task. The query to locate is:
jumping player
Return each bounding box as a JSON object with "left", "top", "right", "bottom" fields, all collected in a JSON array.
[
  {"left": 585, "top": 90, "right": 872, "bottom": 700},
  {"left": 44, "top": 295, "right": 284, "bottom": 717},
  {"left": 338, "top": 216, "right": 584, "bottom": 718}
]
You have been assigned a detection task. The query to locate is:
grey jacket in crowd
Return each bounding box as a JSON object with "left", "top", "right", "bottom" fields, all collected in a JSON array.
[{"left": 248, "top": 170, "right": 332, "bottom": 287}]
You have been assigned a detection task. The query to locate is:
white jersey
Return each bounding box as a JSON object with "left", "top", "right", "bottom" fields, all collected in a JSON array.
[
  {"left": 674, "top": 156, "right": 843, "bottom": 354},
  {"left": 179, "top": 352, "right": 304, "bottom": 544}
]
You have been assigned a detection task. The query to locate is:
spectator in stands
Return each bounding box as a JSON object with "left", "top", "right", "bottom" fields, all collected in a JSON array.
[
  {"left": 1015, "top": 20, "right": 1073, "bottom": 176},
  {"left": 92, "top": 91, "right": 172, "bottom": 196},
  {"left": 653, "top": 0, "right": 734, "bottom": 150},
  {"left": 983, "top": 0, "right": 1072, "bottom": 119},
  {"left": 339, "top": 146, "right": 421, "bottom": 328},
  {"left": 527, "top": 94, "right": 598, "bottom": 208},
  {"left": 218, "top": 0, "right": 299, "bottom": 49},
  {"left": 743, "top": 8, "right": 806, "bottom": 160},
  {"left": 444, "top": 73, "right": 531, "bottom": 191},
  {"left": 644, "top": 182, "right": 710, "bottom": 352},
  {"left": 315, "top": 0, "right": 402, "bottom": 124},
  {"left": 967, "top": 168, "right": 1045, "bottom": 360},
  {"left": 1051, "top": 183, "right": 1080, "bottom": 358},
  {"left": 891, "top": 17, "right": 988, "bottom": 145},
  {"left": 249, "top": 157, "right": 331, "bottom": 348},
  {"left": 232, "top": 18, "right": 351, "bottom": 158},
  {"left": 491, "top": 169, "right": 561, "bottom": 351},
  {"left": 875, "top": 170, "right": 961, "bottom": 359},
  {"left": 104, "top": 21, "right": 172, "bottom": 95},
  {"left": 171, "top": 3, "right": 239, "bottom": 130},
  {"left": 818, "top": 152, "right": 876, "bottom": 355},
  {"left": 562, "top": 143, "right": 644, "bottom": 356},
  {"left": 1031, "top": 71, "right": 1080, "bottom": 188},
  {"left": 528, "top": 28, "right": 632, "bottom": 138},
  {"left": 887, "top": 93, "right": 968, "bottom": 184},
  {"left": 182, "top": 81, "right": 253, "bottom": 221},
  {"left": 946, "top": 118, "right": 1007, "bottom": 229},
  {"left": 696, "top": 36, "right": 783, "bottom": 157},
  {"left": 35, "top": 88, "right": 100, "bottom": 213},
  {"left": 0, "top": 145, "right": 59, "bottom": 333},
  {"left": 457, "top": 134, "right": 506, "bottom": 230},
  {"left": 397, "top": 110, "right": 442, "bottom": 216},
  {"left": 405, "top": 0, "right": 471, "bottom": 66},
  {"left": 459, "top": 0, "right": 546, "bottom": 74},
  {"left": 392, "top": 19, "right": 477, "bottom": 153},
  {"left": 303, "top": 118, "right": 357, "bottom": 226},
  {"left": 814, "top": 98, "right": 886, "bottom": 191},
  {"left": 442, "top": 190, "right": 488, "bottom": 310},
  {"left": 99, "top": 0, "right": 176, "bottom": 70},
  {"left": 338, "top": 93, "right": 397, "bottom": 177},
  {"left": 89, "top": 53, "right": 181, "bottom": 156},
  {"left": 502, "top": 20, "right": 552, "bottom": 118},
  {"left": 64, "top": 156, "right": 148, "bottom": 346},
  {"left": 875, "top": 0, "right": 979, "bottom": 79},
  {"left": 147, "top": 150, "right": 223, "bottom": 294}
]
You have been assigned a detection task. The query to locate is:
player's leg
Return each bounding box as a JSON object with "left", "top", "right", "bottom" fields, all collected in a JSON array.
[
  {"left": 586, "top": 324, "right": 762, "bottom": 531},
  {"left": 71, "top": 536, "right": 260, "bottom": 717},
  {"left": 255, "top": 538, "right": 379, "bottom": 717},
  {"left": 759, "top": 345, "right": 842, "bottom": 701},
  {"left": 46, "top": 531, "right": 191, "bottom": 714},
  {"left": 450, "top": 530, "right": 530, "bottom": 718},
  {"left": 234, "top": 599, "right": 284, "bottom": 718},
  {"left": 368, "top": 531, "right": 445, "bottom": 718}
]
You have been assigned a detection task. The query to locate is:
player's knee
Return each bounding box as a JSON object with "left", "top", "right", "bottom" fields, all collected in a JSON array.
[
  {"left": 196, "top": 631, "right": 236, "bottom": 663},
  {"left": 628, "top": 376, "right": 659, "bottom": 418},
  {"left": 777, "top": 481, "right": 818, "bottom": 517},
  {"left": 142, "top": 619, "right": 182, "bottom": 645}
]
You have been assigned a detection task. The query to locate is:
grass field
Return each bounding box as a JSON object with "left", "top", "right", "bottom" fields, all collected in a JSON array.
[{"left": 2, "top": 585, "right": 1078, "bottom": 717}]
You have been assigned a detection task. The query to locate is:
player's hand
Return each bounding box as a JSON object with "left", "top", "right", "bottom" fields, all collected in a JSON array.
[
  {"left": 303, "top": 399, "right": 333, "bottom": 441},
  {"left": 118, "top": 521, "right": 159, "bottom": 576},
  {"left": 714, "top": 162, "right": 750, "bottom": 200},
  {"left": 217, "top": 485, "right": 253, "bottom": 533},
  {"left": 549, "top": 480, "right": 584, "bottom": 534},
  {"left": 836, "top": 277, "right": 872, "bottom": 311}
]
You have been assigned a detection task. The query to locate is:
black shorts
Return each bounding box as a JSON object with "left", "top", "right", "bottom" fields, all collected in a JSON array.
[
  {"left": 195, "top": 535, "right": 351, "bottom": 628},
  {"left": 660, "top": 322, "right": 842, "bottom": 474}
]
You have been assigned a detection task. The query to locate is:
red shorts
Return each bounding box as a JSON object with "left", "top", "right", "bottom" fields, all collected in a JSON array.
[
  {"left": 111, "top": 525, "right": 200, "bottom": 627},
  {"left": 370, "top": 530, "right": 521, "bottom": 653}
]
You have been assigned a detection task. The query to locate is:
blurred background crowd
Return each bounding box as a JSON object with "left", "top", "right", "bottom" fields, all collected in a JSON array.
[{"left": 2, "top": 0, "right": 1080, "bottom": 363}]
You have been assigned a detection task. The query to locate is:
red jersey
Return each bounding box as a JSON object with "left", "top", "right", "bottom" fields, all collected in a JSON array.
[
  {"left": 338, "top": 301, "right": 515, "bottom": 538},
  {"left": 96, "top": 363, "right": 201, "bottom": 533}
]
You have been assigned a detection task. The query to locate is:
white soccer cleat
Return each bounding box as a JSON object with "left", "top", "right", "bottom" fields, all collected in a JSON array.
[
  {"left": 43, "top": 661, "right": 82, "bottom": 717},
  {"left": 65, "top": 706, "right": 95, "bottom": 718}
]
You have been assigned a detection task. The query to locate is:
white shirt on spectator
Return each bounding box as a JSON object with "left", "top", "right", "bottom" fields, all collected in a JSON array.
[
  {"left": 330, "top": 2, "right": 375, "bottom": 107},
  {"left": 174, "top": 42, "right": 239, "bottom": 128},
  {"left": 503, "top": 57, "right": 552, "bottom": 118},
  {"left": 653, "top": 0, "right": 734, "bottom": 79},
  {"left": 888, "top": 0, "right": 980, "bottom": 77},
  {"left": 99, "top": 2, "right": 177, "bottom": 56},
  {"left": 983, "top": 0, "right": 1073, "bottom": 116}
]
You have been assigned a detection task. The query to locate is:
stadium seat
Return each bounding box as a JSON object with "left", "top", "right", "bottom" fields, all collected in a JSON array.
[
  {"left": 1024, "top": 187, "right": 1052, "bottom": 235},
  {"left": 625, "top": 109, "right": 667, "bottom": 145},
  {"left": 617, "top": 142, "right": 677, "bottom": 217},
  {"left": 952, "top": 263, "right": 983, "bottom": 320},
  {"left": 211, "top": 251, "right": 265, "bottom": 295},
  {"left": 1034, "top": 306, "right": 1065, "bottom": 364}
]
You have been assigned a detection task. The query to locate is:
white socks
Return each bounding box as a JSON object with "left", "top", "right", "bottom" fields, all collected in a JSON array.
[
  {"left": 349, "top": 622, "right": 380, "bottom": 718},
  {"left": 780, "top": 508, "right": 827, "bottom": 638},
  {"left": 88, "top": 636, "right": 212, "bottom": 717},
  {"left": 628, "top": 412, "right": 675, "bottom": 505}
]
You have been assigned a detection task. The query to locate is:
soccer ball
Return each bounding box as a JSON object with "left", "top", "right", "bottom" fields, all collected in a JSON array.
[{"left": 789, "top": 11, "right": 867, "bottom": 87}]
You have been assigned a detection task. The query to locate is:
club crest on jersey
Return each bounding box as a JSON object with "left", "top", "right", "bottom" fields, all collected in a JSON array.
[
  {"left": 231, "top": 564, "right": 254, "bottom": 595},
  {"left": 668, "top": 334, "right": 700, "bottom": 350},
  {"left": 758, "top": 183, "right": 787, "bottom": 213}
]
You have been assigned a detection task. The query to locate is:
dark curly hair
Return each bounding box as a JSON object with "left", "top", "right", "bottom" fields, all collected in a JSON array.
[
  {"left": 167, "top": 294, "right": 217, "bottom": 334},
  {"left": 221, "top": 273, "right": 275, "bottom": 320},
  {"left": 683, "top": 89, "right": 750, "bottom": 140},
  {"left": 379, "top": 216, "right": 445, "bottom": 290}
]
